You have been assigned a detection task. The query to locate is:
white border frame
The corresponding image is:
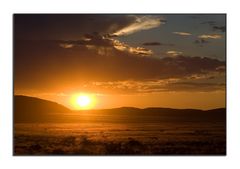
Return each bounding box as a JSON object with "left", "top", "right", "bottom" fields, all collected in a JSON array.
[{"left": 1, "top": 0, "right": 240, "bottom": 169}]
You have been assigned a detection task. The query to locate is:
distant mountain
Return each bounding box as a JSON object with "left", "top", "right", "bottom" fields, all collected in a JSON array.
[
  {"left": 14, "top": 95, "right": 226, "bottom": 123},
  {"left": 80, "top": 107, "right": 226, "bottom": 123},
  {"left": 14, "top": 95, "right": 71, "bottom": 123}
]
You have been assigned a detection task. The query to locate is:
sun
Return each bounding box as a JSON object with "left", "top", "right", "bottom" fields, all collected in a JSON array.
[
  {"left": 77, "top": 95, "right": 91, "bottom": 107},
  {"left": 71, "top": 94, "right": 96, "bottom": 110}
]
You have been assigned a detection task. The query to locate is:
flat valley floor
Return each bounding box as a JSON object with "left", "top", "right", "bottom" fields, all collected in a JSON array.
[{"left": 14, "top": 122, "right": 226, "bottom": 155}]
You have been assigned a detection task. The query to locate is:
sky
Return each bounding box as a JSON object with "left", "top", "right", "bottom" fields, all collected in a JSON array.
[{"left": 14, "top": 14, "right": 226, "bottom": 110}]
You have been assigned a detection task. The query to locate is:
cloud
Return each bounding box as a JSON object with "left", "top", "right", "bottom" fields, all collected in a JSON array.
[
  {"left": 213, "top": 26, "right": 226, "bottom": 32},
  {"left": 16, "top": 40, "right": 225, "bottom": 81},
  {"left": 111, "top": 15, "right": 163, "bottom": 36},
  {"left": 84, "top": 79, "right": 175, "bottom": 94},
  {"left": 59, "top": 33, "right": 113, "bottom": 48},
  {"left": 112, "top": 39, "right": 153, "bottom": 56},
  {"left": 142, "top": 42, "right": 174, "bottom": 46},
  {"left": 198, "top": 34, "right": 222, "bottom": 39},
  {"left": 59, "top": 43, "right": 75, "bottom": 49},
  {"left": 58, "top": 33, "right": 153, "bottom": 57},
  {"left": 166, "top": 51, "right": 183, "bottom": 57},
  {"left": 194, "top": 39, "right": 210, "bottom": 45},
  {"left": 84, "top": 75, "right": 225, "bottom": 94},
  {"left": 15, "top": 40, "right": 225, "bottom": 93},
  {"left": 164, "top": 81, "right": 225, "bottom": 92},
  {"left": 129, "top": 47, "right": 153, "bottom": 56},
  {"left": 200, "top": 20, "right": 226, "bottom": 33},
  {"left": 215, "top": 65, "right": 226, "bottom": 72},
  {"left": 194, "top": 33, "right": 223, "bottom": 45},
  {"left": 15, "top": 15, "right": 226, "bottom": 93},
  {"left": 199, "top": 20, "right": 226, "bottom": 33},
  {"left": 173, "top": 32, "right": 192, "bottom": 36}
]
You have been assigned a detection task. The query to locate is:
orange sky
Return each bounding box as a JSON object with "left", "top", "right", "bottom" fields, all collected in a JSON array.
[
  {"left": 15, "top": 90, "right": 225, "bottom": 110},
  {"left": 14, "top": 14, "right": 226, "bottom": 110}
]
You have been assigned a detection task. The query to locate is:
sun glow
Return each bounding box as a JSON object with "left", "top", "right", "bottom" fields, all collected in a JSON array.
[{"left": 71, "top": 94, "right": 96, "bottom": 110}]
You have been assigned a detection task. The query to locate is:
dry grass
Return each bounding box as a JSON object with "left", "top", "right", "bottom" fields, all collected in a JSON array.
[{"left": 14, "top": 122, "right": 225, "bottom": 155}]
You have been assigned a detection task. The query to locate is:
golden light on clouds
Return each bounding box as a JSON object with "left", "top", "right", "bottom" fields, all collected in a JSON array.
[
  {"left": 166, "top": 50, "right": 183, "bottom": 57},
  {"left": 173, "top": 32, "right": 192, "bottom": 36},
  {"left": 59, "top": 43, "right": 74, "bottom": 49},
  {"left": 112, "top": 16, "right": 162, "bottom": 36},
  {"left": 113, "top": 39, "right": 153, "bottom": 56},
  {"left": 198, "top": 34, "right": 222, "bottom": 39}
]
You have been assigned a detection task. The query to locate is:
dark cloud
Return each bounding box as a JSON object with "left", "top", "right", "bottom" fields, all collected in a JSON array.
[
  {"left": 163, "top": 81, "right": 225, "bottom": 92},
  {"left": 194, "top": 38, "right": 210, "bottom": 45},
  {"left": 15, "top": 40, "right": 225, "bottom": 92},
  {"left": 58, "top": 33, "right": 153, "bottom": 56},
  {"left": 142, "top": 42, "right": 174, "bottom": 46},
  {"left": 59, "top": 32, "right": 113, "bottom": 48},
  {"left": 200, "top": 20, "right": 226, "bottom": 32},
  {"left": 90, "top": 77, "right": 226, "bottom": 94},
  {"left": 160, "top": 19, "right": 167, "bottom": 23},
  {"left": 213, "top": 26, "right": 226, "bottom": 32},
  {"left": 14, "top": 14, "right": 226, "bottom": 94},
  {"left": 159, "top": 56, "right": 225, "bottom": 77}
]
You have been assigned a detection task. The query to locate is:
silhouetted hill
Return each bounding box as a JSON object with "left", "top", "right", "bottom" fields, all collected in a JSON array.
[
  {"left": 14, "top": 95, "right": 226, "bottom": 123},
  {"left": 80, "top": 107, "right": 226, "bottom": 123},
  {"left": 14, "top": 95, "right": 71, "bottom": 123}
]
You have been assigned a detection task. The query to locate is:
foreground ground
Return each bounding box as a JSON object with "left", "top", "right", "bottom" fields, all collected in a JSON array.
[{"left": 14, "top": 122, "right": 225, "bottom": 155}]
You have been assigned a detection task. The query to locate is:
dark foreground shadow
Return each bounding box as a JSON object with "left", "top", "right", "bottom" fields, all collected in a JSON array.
[{"left": 14, "top": 134, "right": 226, "bottom": 155}]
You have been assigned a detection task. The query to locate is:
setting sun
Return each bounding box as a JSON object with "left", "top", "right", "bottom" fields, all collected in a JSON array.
[
  {"left": 77, "top": 95, "right": 91, "bottom": 107},
  {"left": 71, "top": 94, "right": 96, "bottom": 110}
]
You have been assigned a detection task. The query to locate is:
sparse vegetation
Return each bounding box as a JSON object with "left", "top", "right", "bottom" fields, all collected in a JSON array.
[{"left": 14, "top": 122, "right": 225, "bottom": 155}]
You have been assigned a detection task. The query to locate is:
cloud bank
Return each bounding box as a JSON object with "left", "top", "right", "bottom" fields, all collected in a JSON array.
[{"left": 15, "top": 40, "right": 225, "bottom": 93}]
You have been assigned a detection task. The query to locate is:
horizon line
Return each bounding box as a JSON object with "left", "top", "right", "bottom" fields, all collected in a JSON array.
[{"left": 14, "top": 94, "right": 226, "bottom": 111}]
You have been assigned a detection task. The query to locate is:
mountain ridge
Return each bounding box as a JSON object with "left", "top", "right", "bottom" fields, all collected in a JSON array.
[{"left": 14, "top": 95, "right": 226, "bottom": 123}]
